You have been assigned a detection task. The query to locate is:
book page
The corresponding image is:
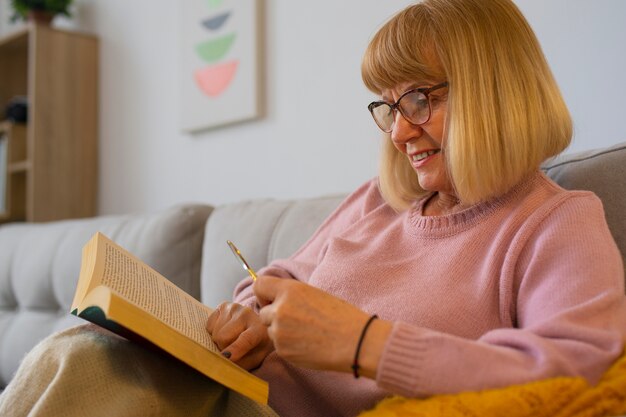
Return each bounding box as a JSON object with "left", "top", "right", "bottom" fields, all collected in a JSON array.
[{"left": 100, "top": 238, "right": 219, "bottom": 353}]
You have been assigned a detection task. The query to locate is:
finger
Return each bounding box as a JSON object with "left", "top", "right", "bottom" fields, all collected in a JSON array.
[
  {"left": 258, "top": 303, "right": 276, "bottom": 327},
  {"left": 206, "top": 304, "right": 224, "bottom": 333},
  {"left": 235, "top": 351, "right": 266, "bottom": 371},
  {"left": 211, "top": 318, "right": 246, "bottom": 351},
  {"left": 234, "top": 342, "right": 273, "bottom": 370},
  {"left": 209, "top": 302, "right": 242, "bottom": 337},
  {"left": 222, "top": 325, "right": 265, "bottom": 362},
  {"left": 253, "top": 276, "right": 283, "bottom": 307}
]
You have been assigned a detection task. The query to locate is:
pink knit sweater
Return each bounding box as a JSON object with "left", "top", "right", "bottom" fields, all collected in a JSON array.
[{"left": 233, "top": 172, "right": 626, "bottom": 417}]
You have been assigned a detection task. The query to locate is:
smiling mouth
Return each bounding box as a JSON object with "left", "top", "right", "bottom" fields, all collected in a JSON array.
[{"left": 412, "top": 149, "right": 440, "bottom": 162}]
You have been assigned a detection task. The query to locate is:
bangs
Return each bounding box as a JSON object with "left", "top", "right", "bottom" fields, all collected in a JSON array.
[{"left": 361, "top": 5, "right": 444, "bottom": 94}]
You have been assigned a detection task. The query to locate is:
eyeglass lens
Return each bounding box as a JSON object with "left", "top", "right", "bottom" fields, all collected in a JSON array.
[
  {"left": 368, "top": 82, "right": 448, "bottom": 133},
  {"left": 370, "top": 90, "right": 430, "bottom": 133}
]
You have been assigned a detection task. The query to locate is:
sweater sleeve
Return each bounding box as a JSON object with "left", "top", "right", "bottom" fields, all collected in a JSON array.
[
  {"left": 232, "top": 178, "right": 388, "bottom": 310},
  {"left": 376, "top": 193, "right": 626, "bottom": 397}
]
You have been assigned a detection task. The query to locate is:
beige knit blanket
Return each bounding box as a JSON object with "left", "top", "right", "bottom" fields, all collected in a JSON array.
[
  {"left": 0, "top": 325, "right": 278, "bottom": 417},
  {"left": 2, "top": 324, "right": 624, "bottom": 417}
]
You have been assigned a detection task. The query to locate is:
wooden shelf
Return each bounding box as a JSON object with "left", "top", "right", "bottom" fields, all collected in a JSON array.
[
  {"left": 8, "top": 160, "right": 30, "bottom": 173},
  {"left": 0, "top": 27, "right": 28, "bottom": 49},
  {"left": 0, "top": 25, "right": 99, "bottom": 223}
]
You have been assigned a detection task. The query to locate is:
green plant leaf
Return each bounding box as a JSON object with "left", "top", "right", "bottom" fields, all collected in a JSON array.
[{"left": 9, "top": 0, "right": 73, "bottom": 21}]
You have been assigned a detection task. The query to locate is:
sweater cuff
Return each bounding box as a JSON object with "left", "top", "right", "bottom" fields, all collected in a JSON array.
[{"left": 376, "top": 321, "right": 431, "bottom": 396}]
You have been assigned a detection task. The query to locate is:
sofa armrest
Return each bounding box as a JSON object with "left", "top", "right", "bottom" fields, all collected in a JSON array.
[{"left": 0, "top": 204, "right": 213, "bottom": 388}]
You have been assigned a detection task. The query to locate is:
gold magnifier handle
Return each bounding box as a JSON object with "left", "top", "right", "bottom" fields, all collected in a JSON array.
[{"left": 227, "top": 240, "right": 258, "bottom": 281}]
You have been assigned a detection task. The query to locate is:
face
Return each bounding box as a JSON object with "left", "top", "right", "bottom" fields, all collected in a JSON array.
[{"left": 381, "top": 81, "right": 453, "bottom": 195}]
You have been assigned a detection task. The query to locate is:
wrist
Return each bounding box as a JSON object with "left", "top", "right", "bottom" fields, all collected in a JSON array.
[{"left": 354, "top": 318, "right": 392, "bottom": 379}]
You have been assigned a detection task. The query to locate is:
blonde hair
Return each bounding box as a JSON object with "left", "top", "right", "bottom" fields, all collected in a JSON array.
[{"left": 362, "top": 0, "right": 572, "bottom": 211}]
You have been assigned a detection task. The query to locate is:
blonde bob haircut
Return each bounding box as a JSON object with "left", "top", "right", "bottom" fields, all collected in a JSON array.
[{"left": 362, "top": 0, "right": 572, "bottom": 211}]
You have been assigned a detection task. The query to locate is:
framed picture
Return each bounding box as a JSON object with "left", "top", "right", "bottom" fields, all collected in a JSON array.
[{"left": 180, "top": 0, "right": 263, "bottom": 132}]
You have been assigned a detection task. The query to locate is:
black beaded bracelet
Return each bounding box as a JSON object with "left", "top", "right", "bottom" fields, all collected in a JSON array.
[{"left": 351, "top": 314, "right": 378, "bottom": 378}]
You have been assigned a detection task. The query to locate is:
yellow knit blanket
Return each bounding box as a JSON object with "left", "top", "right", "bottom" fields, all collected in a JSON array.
[{"left": 359, "top": 352, "right": 626, "bottom": 417}]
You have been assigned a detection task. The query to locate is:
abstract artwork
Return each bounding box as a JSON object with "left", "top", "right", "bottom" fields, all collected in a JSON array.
[{"left": 180, "top": 0, "right": 262, "bottom": 132}]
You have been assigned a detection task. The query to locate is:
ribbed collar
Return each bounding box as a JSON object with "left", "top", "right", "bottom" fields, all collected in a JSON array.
[{"left": 406, "top": 171, "right": 542, "bottom": 237}]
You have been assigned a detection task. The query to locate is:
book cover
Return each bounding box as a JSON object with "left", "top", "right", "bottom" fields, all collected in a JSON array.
[{"left": 71, "top": 232, "right": 269, "bottom": 404}]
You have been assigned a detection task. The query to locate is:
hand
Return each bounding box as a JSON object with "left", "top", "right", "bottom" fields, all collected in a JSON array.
[
  {"left": 206, "top": 302, "right": 274, "bottom": 370},
  {"left": 253, "top": 276, "right": 391, "bottom": 376}
]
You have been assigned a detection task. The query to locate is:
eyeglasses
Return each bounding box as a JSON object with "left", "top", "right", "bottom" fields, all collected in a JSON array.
[{"left": 367, "top": 82, "right": 448, "bottom": 133}]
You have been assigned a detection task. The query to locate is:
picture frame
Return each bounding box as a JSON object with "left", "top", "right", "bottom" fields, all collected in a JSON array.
[{"left": 179, "top": 0, "right": 264, "bottom": 132}]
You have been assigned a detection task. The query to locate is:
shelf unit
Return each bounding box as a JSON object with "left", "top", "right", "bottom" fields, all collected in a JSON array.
[
  {"left": 0, "top": 121, "right": 27, "bottom": 220},
  {"left": 0, "top": 24, "right": 98, "bottom": 223}
]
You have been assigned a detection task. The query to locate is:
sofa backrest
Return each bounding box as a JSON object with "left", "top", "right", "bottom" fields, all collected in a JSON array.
[
  {"left": 0, "top": 204, "right": 212, "bottom": 388},
  {"left": 200, "top": 142, "right": 626, "bottom": 309},
  {"left": 200, "top": 195, "right": 345, "bottom": 307},
  {"left": 542, "top": 141, "right": 626, "bottom": 270}
]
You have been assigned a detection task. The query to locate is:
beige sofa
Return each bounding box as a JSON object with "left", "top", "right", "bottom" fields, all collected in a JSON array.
[{"left": 0, "top": 142, "right": 625, "bottom": 391}]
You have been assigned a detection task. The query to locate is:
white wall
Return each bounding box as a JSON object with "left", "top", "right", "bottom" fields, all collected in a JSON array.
[
  {"left": 515, "top": 0, "right": 626, "bottom": 153},
  {"left": 0, "top": 0, "right": 624, "bottom": 215}
]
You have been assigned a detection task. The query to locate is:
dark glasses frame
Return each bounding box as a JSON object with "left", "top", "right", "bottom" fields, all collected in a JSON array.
[{"left": 367, "top": 82, "right": 449, "bottom": 133}]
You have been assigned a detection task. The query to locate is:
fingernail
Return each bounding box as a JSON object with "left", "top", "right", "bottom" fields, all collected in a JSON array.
[{"left": 222, "top": 351, "right": 232, "bottom": 359}]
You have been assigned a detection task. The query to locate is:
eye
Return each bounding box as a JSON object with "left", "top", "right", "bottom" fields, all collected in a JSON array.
[
  {"left": 400, "top": 92, "right": 428, "bottom": 116},
  {"left": 429, "top": 92, "right": 447, "bottom": 107}
]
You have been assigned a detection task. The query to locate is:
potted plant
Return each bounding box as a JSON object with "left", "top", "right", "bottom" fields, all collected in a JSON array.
[{"left": 10, "top": 0, "right": 73, "bottom": 25}]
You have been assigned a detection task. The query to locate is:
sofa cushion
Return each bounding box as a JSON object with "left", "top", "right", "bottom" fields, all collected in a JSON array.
[
  {"left": 200, "top": 195, "right": 344, "bottom": 308},
  {"left": 0, "top": 204, "right": 212, "bottom": 387},
  {"left": 542, "top": 141, "right": 626, "bottom": 277}
]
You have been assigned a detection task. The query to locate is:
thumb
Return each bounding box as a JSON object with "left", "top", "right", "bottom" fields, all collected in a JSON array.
[{"left": 253, "top": 275, "right": 282, "bottom": 307}]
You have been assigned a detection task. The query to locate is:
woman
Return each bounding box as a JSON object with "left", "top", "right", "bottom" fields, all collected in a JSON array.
[
  {"left": 2, "top": 0, "right": 625, "bottom": 416},
  {"left": 207, "top": 0, "right": 626, "bottom": 416}
]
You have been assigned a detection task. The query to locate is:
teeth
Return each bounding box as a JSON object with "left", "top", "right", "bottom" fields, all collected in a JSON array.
[{"left": 412, "top": 150, "right": 439, "bottom": 161}]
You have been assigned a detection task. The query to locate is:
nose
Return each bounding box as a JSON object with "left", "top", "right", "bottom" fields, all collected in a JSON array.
[{"left": 390, "top": 111, "right": 423, "bottom": 146}]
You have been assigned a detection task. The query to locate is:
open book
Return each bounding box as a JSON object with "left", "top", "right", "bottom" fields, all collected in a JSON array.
[{"left": 70, "top": 232, "right": 269, "bottom": 404}]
